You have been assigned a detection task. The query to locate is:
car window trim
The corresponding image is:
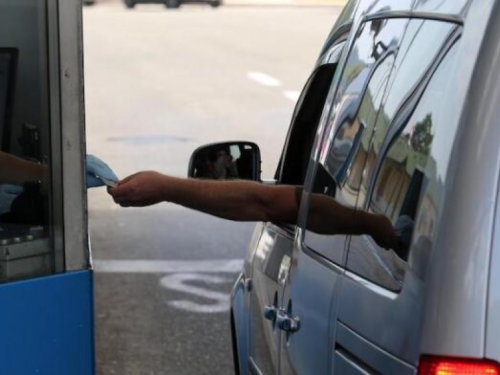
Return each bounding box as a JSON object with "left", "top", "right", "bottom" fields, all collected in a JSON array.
[
  {"left": 363, "top": 11, "right": 463, "bottom": 26},
  {"left": 300, "top": 234, "right": 345, "bottom": 276}
]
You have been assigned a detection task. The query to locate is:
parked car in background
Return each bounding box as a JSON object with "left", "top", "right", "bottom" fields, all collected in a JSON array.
[
  {"left": 190, "top": 0, "right": 500, "bottom": 374},
  {"left": 124, "top": 0, "right": 221, "bottom": 9}
]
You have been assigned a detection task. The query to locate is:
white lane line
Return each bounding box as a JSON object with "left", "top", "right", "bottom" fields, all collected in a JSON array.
[
  {"left": 160, "top": 273, "right": 231, "bottom": 314},
  {"left": 283, "top": 90, "right": 300, "bottom": 103},
  {"left": 247, "top": 71, "right": 282, "bottom": 87},
  {"left": 93, "top": 259, "right": 244, "bottom": 274}
]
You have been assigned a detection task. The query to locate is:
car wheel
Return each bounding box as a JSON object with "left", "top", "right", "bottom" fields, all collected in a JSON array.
[
  {"left": 165, "top": 0, "right": 181, "bottom": 8},
  {"left": 124, "top": 0, "right": 135, "bottom": 8},
  {"left": 210, "top": 0, "right": 221, "bottom": 7}
]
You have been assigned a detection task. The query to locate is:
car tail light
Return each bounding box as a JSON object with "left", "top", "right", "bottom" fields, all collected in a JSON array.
[{"left": 419, "top": 356, "right": 500, "bottom": 375}]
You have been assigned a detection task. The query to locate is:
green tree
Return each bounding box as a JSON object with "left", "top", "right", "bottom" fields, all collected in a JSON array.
[{"left": 411, "top": 113, "right": 433, "bottom": 154}]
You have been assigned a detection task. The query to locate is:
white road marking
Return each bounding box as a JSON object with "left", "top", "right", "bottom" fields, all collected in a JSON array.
[
  {"left": 247, "top": 71, "right": 282, "bottom": 87},
  {"left": 93, "top": 259, "right": 243, "bottom": 273},
  {"left": 159, "top": 273, "right": 231, "bottom": 314},
  {"left": 94, "top": 259, "right": 244, "bottom": 314},
  {"left": 283, "top": 90, "right": 300, "bottom": 103}
]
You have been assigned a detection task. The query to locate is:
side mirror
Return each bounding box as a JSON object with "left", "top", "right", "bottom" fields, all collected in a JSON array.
[{"left": 188, "top": 141, "right": 261, "bottom": 181}]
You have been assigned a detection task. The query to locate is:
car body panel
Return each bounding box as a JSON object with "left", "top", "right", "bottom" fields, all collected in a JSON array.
[
  {"left": 337, "top": 17, "right": 462, "bottom": 367},
  {"left": 279, "top": 234, "right": 345, "bottom": 375},
  {"left": 334, "top": 322, "right": 414, "bottom": 375},
  {"left": 418, "top": 0, "right": 498, "bottom": 358},
  {"left": 231, "top": 272, "right": 249, "bottom": 375},
  {"left": 487, "top": 8, "right": 500, "bottom": 353},
  {"left": 248, "top": 224, "right": 294, "bottom": 374},
  {"left": 232, "top": 223, "right": 265, "bottom": 375}
]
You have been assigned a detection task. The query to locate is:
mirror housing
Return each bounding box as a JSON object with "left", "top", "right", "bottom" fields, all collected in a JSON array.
[{"left": 188, "top": 141, "right": 261, "bottom": 181}]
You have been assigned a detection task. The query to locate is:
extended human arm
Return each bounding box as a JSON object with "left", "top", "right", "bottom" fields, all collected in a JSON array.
[
  {"left": 108, "top": 171, "right": 298, "bottom": 222},
  {"left": 108, "top": 171, "right": 398, "bottom": 248},
  {"left": 0, "top": 151, "right": 46, "bottom": 186}
]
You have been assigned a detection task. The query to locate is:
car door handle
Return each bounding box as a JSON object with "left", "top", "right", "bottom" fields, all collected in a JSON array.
[
  {"left": 263, "top": 305, "right": 278, "bottom": 321},
  {"left": 276, "top": 310, "right": 301, "bottom": 333}
]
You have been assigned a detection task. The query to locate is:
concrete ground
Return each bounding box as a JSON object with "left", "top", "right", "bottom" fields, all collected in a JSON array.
[{"left": 83, "top": 3, "right": 341, "bottom": 374}]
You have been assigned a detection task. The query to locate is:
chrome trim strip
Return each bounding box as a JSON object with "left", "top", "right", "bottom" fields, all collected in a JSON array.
[
  {"left": 343, "top": 270, "right": 398, "bottom": 300},
  {"left": 335, "top": 349, "right": 372, "bottom": 375},
  {"left": 248, "top": 357, "right": 264, "bottom": 375}
]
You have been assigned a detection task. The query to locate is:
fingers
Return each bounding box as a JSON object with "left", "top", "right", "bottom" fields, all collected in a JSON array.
[
  {"left": 108, "top": 174, "right": 138, "bottom": 197},
  {"left": 106, "top": 171, "right": 161, "bottom": 208},
  {"left": 118, "top": 172, "right": 139, "bottom": 186},
  {"left": 108, "top": 183, "right": 129, "bottom": 198},
  {"left": 108, "top": 182, "right": 135, "bottom": 206},
  {"left": 111, "top": 188, "right": 136, "bottom": 206}
]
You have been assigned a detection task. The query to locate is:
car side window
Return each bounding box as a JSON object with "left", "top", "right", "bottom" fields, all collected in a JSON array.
[
  {"left": 303, "top": 18, "right": 409, "bottom": 264},
  {"left": 278, "top": 60, "right": 340, "bottom": 187},
  {"left": 346, "top": 28, "right": 462, "bottom": 292}
]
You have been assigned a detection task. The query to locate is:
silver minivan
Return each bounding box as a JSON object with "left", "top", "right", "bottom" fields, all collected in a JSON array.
[{"left": 191, "top": 0, "right": 500, "bottom": 373}]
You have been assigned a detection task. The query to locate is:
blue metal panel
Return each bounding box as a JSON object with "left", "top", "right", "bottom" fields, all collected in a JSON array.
[{"left": 0, "top": 270, "right": 95, "bottom": 375}]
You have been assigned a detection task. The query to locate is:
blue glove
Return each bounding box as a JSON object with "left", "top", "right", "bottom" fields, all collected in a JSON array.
[
  {"left": 0, "top": 184, "right": 24, "bottom": 215},
  {"left": 86, "top": 154, "right": 119, "bottom": 188},
  {"left": 0, "top": 155, "right": 117, "bottom": 215}
]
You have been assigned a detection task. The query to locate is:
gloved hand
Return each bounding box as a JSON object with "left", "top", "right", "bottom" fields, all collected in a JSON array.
[
  {"left": 0, "top": 154, "right": 118, "bottom": 216},
  {"left": 0, "top": 184, "right": 24, "bottom": 215},
  {"left": 86, "top": 154, "right": 119, "bottom": 188}
]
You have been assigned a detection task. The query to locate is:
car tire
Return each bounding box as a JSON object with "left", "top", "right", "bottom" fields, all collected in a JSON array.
[
  {"left": 124, "top": 0, "right": 135, "bottom": 8},
  {"left": 165, "top": 0, "right": 181, "bottom": 8},
  {"left": 210, "top": 0, "right": 222, "bottom": 7}
]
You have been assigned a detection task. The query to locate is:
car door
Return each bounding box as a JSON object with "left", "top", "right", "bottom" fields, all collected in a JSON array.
[
  {"left": 246, "top": 41, "right": 346, "bottom": 375},
  {"left": 0, "top": 1, "right": 92, "bottom": 374},
  {"left": 335, "top": 17, "right": 463, "bottom": 373},
  {"left": 279, "top": 16, "right": 410, "bottom": 375}
]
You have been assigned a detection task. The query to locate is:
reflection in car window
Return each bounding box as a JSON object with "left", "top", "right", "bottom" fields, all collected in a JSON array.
[
  {"left": 378, "top": 20, "right": 455, "bottom": 134},
  {"left": 320, "top": 20, "right": 408, "bottom": 183},
  {"left": 304, "top": 19, "right": 408, "bottom": 264},
  {"left": 346, "top": 37, "right": 462, "bottom": 292},
  {"left": 0, "top": 0, "right": 63, "bottom": 283},
  {"left": 322, "top": 19, "right": 409, "bottom": 196},
  {"left": 358, "top": 20, "right": 456, "bottom": 207}
]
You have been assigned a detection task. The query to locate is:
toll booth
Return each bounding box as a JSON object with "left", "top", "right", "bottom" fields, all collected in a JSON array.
[{"left": 0, "top": 0, "right": 93, "bottom": 373}]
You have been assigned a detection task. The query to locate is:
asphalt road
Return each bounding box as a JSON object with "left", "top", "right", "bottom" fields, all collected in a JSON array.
[{"left": 83, "top": 3, "right": 340, "bottom": 374}]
